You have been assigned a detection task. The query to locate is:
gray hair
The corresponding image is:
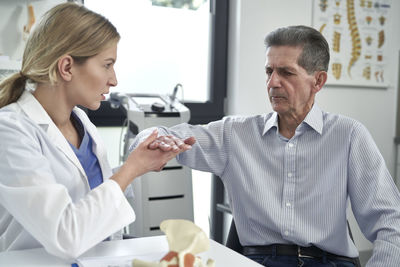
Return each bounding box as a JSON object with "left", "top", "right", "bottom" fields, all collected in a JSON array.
[{"left": 264, "top": 25, "right": 330, "bottom": 74}]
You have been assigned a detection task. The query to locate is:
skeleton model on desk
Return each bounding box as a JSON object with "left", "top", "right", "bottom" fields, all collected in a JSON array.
[{"left": 133, "top": 220, "right": 215, "bottom": 267}]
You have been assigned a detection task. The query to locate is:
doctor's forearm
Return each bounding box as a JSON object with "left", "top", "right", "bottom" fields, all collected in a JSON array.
[{"left": 110, "top": 163, "right": 142, "bottom": 192}]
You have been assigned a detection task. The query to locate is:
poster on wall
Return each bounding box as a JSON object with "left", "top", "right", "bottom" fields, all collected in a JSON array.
[{"left": 312, "top": 0, "right": 391, "bottom": 88}]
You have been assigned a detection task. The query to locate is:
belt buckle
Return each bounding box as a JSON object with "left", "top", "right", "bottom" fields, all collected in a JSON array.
[{"left": 297, "top": 246, "right": 313, "bottom": 259}]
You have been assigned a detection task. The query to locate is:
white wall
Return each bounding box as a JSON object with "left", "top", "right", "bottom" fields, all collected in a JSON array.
[
  {"left": 0, "top": 0, "right": 66, "bottom": 62},
  {"left": 227, "top": 0, "right": 400, "bottom": 256}
]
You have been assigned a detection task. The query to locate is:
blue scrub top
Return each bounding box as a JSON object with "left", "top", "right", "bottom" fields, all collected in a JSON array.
[{"left": 69, "top": 112, "right": 103, "bottom": 189}]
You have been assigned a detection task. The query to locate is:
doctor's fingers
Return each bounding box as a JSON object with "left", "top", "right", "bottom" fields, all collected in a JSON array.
[
  {"left": 184, "top": 136, "right": 196, "bottom": 146},
  {"left": 148, "top": 140, "right": 175, "bottom": 151},
  {"left": 158, "top": 141, "right": 192, "bottom": 153},
  {"left": 150, "top": 150, "right": 179, "bottom": 172},
  {"left": 149, "top": 143, "right": 192, "bottom": 172},
  {"left": 148, "top": 135, "right": 190, "bottom": 152}
]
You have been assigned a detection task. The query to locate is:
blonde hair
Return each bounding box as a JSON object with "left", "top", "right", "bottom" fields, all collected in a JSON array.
[{"left": 0, "top": 2, "right": 120, "bottom": 108}]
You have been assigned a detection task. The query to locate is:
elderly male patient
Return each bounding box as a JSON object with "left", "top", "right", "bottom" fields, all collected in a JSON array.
[{"left": 130, "top": 25, "right": 400, "bottom": 267}]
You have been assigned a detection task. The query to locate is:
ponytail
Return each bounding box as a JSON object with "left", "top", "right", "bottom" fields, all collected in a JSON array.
[{"left": 0, "top": 72, "right": 27, "bottom": 108}]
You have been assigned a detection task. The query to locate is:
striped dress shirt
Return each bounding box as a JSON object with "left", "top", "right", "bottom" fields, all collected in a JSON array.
[{"left": 131, "top": 104, "right": 400, "bottom": 266}]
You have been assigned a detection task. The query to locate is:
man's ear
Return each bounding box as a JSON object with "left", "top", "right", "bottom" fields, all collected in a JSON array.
[
  {"left": 57, "top": 55, "right": 74, "bottom": 82},
  {"left": 314, "top": 71, "right": 327, "bottom": 92}
]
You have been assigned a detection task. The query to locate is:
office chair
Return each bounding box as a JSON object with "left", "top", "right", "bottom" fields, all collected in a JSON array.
[
  {"left": 225, "top": 219, "right": 362, "bottom": 267},
  {"left": 225, "top": 219, "right": 243, "bottom": 254}
]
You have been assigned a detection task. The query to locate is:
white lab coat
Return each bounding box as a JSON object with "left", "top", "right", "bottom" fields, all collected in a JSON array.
[{"left": 0, "top": 91, "right": 135, "bottom": 260}]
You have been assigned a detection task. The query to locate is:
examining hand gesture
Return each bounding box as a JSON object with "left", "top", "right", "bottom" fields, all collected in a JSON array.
[
  {"left": 148, "top": 134, "right": 196, "bottom": 152},
  {"left": 112, "top": 130, "right": 196, "bottom": 191}
]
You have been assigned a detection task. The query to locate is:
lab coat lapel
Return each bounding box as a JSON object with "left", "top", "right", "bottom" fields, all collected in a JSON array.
[
  {"left": 17, "top": 91, "right": 88, "bottom": 184},
  {"left": 45, "top": 123, "right": 87, "bottom": 180}
]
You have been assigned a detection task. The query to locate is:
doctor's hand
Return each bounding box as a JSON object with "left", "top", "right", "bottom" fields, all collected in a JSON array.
[
  {"left": 148, "top": 135, "right": 196, "bottom": 152},
  {"left": 111, "top": 130, "right": 193, "bottom": 191}
]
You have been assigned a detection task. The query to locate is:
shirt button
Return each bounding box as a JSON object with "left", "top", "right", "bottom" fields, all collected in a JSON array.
[
  {"left": 288, "top": 172, "right": 292, "bottom": 177},
  {"left": 284, "top": 230, "right": 289, "bottom": 236},
  {"left": 286, "top": 202, "right": 291, "bottom": 207},
  {"left": 288, "top": 143, "right": 294, "bottom": 148}
]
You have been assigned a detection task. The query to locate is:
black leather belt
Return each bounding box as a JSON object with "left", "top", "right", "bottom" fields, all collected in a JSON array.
[{"left": 242, "top": 244, "right": 357, "bottom": 264}]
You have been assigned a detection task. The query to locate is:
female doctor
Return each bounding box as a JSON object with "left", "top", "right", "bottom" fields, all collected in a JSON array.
[{"left": 0, "top": 2, "right": 194, "bottom": 260}]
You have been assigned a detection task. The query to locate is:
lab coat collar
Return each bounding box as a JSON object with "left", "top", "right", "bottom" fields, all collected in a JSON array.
[
  {"left": 262, "top": 104, "right": 323, "bottom": 136},
  {"left": 17, "top": 90, "right": 88, "bottom": 186},
  {"left": 17, "top": 90, "right": 50, "bottom": 128}
]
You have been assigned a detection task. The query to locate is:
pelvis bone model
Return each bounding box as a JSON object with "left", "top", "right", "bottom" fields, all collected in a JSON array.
[{"left": 133, "top": 220, "right": 215, "bottom": 267}]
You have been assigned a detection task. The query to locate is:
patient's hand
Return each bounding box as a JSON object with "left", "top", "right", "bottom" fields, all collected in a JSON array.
[{"left": 148, "top": 135, "right": 196, "bottom": 152}]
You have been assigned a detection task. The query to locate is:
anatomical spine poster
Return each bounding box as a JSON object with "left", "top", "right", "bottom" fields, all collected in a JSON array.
[{"left": 313, "top": 0, "right": 391, "bottom": 87}]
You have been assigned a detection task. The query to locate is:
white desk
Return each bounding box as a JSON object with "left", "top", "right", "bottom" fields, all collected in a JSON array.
[{"left": 0, "top": 235, "right": 261, "bottom": 267}]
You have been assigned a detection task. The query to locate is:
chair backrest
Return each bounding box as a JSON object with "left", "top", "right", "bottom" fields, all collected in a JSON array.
[
  {"left": 347, "top": 221, "right": 362, "bottom": 267},
  {"left": 225, "top": 219, "right": 362, "bottom": 267},
  {"left": 225, "top": 219, "right": 243, "bottom": 253}
]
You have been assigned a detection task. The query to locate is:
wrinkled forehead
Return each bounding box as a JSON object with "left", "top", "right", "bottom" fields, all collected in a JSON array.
[{"left": 265, "top": 45, "right": 303, "bottom": 68}]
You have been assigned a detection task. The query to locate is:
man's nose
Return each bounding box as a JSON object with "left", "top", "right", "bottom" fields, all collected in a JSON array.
[{"left": 267, "top": 72, "right": 280, "bottom": 87}]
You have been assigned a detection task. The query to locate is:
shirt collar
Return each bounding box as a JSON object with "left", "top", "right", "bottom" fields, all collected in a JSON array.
[
  {"left": 303, "top": 104, "right": 323, "bottom": 135},
  {"left": 263, "top": 112, "right": 279, "bottom": 135},
  {"left": 262, "top": 104, "right": 323, "bottom": 136}
]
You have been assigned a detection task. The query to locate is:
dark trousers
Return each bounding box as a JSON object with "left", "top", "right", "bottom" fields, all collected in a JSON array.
[{"left": 246, "top": 254, "right": 356, "bottom": 267}]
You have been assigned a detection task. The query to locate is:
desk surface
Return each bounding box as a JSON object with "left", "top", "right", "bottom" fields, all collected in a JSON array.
[{"left": 0, "top": 235, "right": 261, "bottom": 267}]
